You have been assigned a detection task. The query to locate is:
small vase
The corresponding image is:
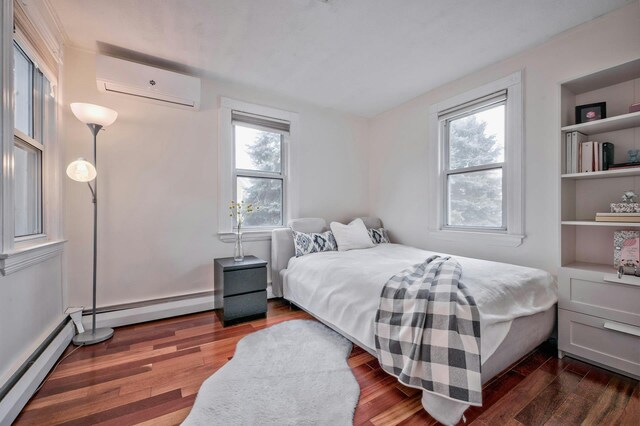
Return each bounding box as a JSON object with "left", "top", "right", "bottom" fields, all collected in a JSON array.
[{"left": 233, "top": 231, "right": 244, "bottom": 262}]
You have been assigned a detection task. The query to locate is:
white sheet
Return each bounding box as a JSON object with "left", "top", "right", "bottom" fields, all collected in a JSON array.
[{"left": 283, "top": 243, "right": 557, "bottom": 424}]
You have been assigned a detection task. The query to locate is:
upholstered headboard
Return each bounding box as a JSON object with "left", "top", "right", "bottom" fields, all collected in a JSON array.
[{"left": 270, "top": 217, "right": 383, "bottom": 297}]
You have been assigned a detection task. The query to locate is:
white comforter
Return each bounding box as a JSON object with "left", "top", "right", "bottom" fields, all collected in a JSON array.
[{"left": 283, "top": 243, "right": 557, "bottom": 424}]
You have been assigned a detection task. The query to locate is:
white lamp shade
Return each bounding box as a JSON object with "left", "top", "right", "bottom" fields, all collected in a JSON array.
[
  {"left": 66, "top": 158, "right": 97, "bottom": 182},
  {"left": 70, "top": 103, "right": 118, "bottom": 127}
]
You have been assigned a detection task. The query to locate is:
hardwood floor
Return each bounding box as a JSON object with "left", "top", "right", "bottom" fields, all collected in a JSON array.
[{"left": 15, "top": 300, "right": 639, "bottom": 425}]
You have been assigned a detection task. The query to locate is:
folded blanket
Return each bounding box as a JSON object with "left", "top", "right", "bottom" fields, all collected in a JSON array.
[{"left": 374, "top": 256, "right": 482, "bottom": 406}]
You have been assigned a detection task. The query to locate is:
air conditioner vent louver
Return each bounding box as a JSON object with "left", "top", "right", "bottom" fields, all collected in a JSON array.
[{"left": 96, "top": 55, "right": 201, "bottom": 110}]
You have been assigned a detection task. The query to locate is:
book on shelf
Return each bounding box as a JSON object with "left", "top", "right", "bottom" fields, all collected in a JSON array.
[
  {"left": 564, "top": 132, "right": 614, "bottom": 173},
  {"left": 595, "top": 212, "right": 640, "bottom": 222},
  {"left": 565, "top": 131, "right": 587, "bottom": 173}
]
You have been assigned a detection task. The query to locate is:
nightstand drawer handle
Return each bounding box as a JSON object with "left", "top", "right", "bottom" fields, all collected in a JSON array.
[{"left": 603, "top": 321, "right": 640, "bottom": 337}]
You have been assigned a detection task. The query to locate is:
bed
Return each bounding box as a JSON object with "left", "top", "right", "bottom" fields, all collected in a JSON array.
[{"left": 271, "top": 217, "right": 557, "bottom": 424}]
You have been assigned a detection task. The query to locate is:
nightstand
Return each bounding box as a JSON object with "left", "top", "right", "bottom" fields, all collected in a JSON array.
[{"left": 214, "top": 256, "right": 268, "bottom": 326}]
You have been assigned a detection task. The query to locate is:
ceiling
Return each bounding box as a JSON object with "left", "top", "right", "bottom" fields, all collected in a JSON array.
[{"left": 48, "top": 0, "right": 634, "bottom": 117}]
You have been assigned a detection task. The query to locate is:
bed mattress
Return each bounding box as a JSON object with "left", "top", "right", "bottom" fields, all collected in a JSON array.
[{"left": 284, "top": 244, "right": 556, "bottom": 361}]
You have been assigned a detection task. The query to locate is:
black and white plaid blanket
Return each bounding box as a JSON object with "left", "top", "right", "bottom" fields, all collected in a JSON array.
[{"left": 374, "top": 255, "right": 482, "bottom": 405}]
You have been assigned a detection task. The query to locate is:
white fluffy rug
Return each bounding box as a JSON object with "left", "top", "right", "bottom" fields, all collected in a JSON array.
[{"left": 182, "top": 319, "right": 360, "bottom": 426}]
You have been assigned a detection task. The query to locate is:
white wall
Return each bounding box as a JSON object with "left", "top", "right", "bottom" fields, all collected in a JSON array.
[
  {"left": 62, "top": 46, "right": 370, "bottom": 308},
  {"left": 369, "top": 3, "right": 640, "bottom": 274},
  {"left": 0, "top": 256, "right": 64, "bottom": 385}
]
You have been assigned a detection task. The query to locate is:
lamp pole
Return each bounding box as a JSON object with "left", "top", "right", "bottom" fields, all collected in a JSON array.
[
  {"left": 88, "top": 123, "right": 102, "bottom": 336},
  {"left": 67, "top": 102, "right": 117, "bottom": 346}
]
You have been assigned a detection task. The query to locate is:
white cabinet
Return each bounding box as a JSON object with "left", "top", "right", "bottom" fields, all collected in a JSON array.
[{"left": 558, "top": 59, "right": 640, "bottom": 379}]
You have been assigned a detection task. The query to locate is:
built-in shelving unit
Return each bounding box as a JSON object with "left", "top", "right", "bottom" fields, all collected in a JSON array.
[
  {"left": 560, "top": 57, "right": 640, "bottom": 269},
  {"left": 558, "top": 59, "right": 640, "bottom": 379}
]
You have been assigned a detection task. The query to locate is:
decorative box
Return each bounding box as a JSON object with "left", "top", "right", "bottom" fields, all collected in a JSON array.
[
  {"left": 614, "top": 230, "right": 640, "bottom": 268},
  {"left": 610, "top": 203, "right": 640, "bottom": 213},
  {"left": 630, "top": 102, "right": 640, "bottom": 113}
]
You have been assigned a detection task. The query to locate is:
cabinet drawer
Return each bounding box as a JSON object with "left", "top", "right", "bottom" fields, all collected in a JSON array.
[
  {"left": 558, "top": 269, "right": 640, "bottom": 327},
  {"left": 559, "top": 309, "right": 640, "bottom": 379},
  {"left": 223, "top": 290, "right": 267, "bottom": 322},
  {"left": 223, "top": 267, "right": 267, "bottom": 297}
]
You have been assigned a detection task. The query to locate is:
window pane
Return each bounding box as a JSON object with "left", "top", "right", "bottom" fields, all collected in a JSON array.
[
  {"left": 14, "top": 139, "right": 42, "bottom": 237},
  {"left": 234, "top": 125, "right": 282, "bottom": 173},
  {"left": 447, "top": 168, "right": 502, "bottom": 228},
  {"left": 236, "top": 177, "right": 282, "bottom": 227},
  {"left": 448, "top": 104, "right": 505, "bottom": 170},
  {"left": 14, "top": 45, "right": 33, "bottom": 136}
]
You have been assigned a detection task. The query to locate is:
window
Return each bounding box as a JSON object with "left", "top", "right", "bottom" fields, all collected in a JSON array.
[
  {"left": 443, "top": 92, "right": 505, "bottom": 230},
  {"left": 218, "top": 97, "right": 298, "bottom": 239},
  {"left": 428, "top": 72, "right": 524, "bottom": 246},
  {"left": 232, "top": 112, "right": 287, "bottom": 228},
  {"left": 13, "top": 42, "right": 49, "bottom": 238},
  {"left": 0, "top": 0, "right": 64, "bottom": 275}
]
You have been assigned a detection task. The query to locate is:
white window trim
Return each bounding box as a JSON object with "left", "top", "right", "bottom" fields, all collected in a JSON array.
[
  {"left": 428, "top": 71, "right": 525, "bottom": 247},
  {"left": 217, "top": 97, "right": 299, "bottom": 242},
  {"left": 0, "top": 0, "right": 64, "bottom": 275}
]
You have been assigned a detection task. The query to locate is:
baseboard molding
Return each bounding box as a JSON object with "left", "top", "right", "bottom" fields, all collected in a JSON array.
[
  {"left": 82, "top": 292, "right": 217, "bottom": 329},
  {"left": 0, "top": 321, "right": 74, "bottom": 426},
  {"left": 82, "top": 284, "right": 276, "bottom": 329}
]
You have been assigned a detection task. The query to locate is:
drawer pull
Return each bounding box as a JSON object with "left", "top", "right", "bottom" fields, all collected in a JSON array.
[{"left": 603, "top": 321, "right": 640, "bottom": 337}]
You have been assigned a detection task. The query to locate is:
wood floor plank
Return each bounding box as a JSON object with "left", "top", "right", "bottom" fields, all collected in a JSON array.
[
  {"left": 14, "top": 300, "right": 639, "bottom": 426},
  {"left": 616, "top": 382, "right": 639, "bottom": 426},
  {"left": 543, "top": 393, "right": 592, "bottom": 426},
  {"left": 573, "top": 365, "right": 612, "bottom": 402},
  {"left": 514, "top": 367, "right": 585, "bottom": 425},
  {"left": 475, "top": 367, "right": 557, "bottom": 424},
  {"left": 134, "top": 406, "right": 192, "bottom": 426},
  {"left": 461, "top": 369, "right": 527, "bottom": 424},
  {"left": 354, "top": 387, "right": 408, "bottom": 425},
  {"left": 511, "top": 350, "right": 552, "bottom": 377},
  {"left": 369, "top": 395, "right": 423, "bottom": 425},
  {"left": 581, "top": 374, "right": 637, "bottom": 425}
]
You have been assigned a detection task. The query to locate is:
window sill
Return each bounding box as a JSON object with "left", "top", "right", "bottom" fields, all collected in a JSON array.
[
  {"left": 218, "top": 231, "right": 273, "bottom": 243},
  {"left": 427, "top": 229, "right": 524, "bottom": 247},
  {"left": 0, "top": 239, "right": 66, "bottom": 276}
]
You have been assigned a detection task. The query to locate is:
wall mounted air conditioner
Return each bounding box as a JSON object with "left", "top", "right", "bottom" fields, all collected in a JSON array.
[{"left": 96, "top": 55, "right": 201, "bottom": 110}]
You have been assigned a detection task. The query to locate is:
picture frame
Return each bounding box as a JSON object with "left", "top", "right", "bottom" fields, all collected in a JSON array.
[
  {"left": 575, "top": 102, "right": 606, "bottom": 124},
  {"left": 613, "top": 230, "right": 640, "bottom": 268}
]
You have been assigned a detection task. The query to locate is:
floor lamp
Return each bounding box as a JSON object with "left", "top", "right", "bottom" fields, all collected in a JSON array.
[{"left": 66, "top": 103, "right": 118, "bottom": 345}]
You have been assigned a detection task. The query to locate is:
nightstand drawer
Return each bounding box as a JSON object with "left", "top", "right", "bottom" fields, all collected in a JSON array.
[
  {"left": 559, "top": 309, "right": 640, "bottom": 378},
  {"left": 224, "top": 290, "right": 267, "bottom": 322},
  {"left": 223, "top": 267, "right": 267, "bottom": 297},
  {"left": 558, "top": 269, "right": 640, "bottom": 326}
]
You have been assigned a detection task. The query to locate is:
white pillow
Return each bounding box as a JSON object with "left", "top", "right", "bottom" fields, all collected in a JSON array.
[{"left": 330, "top": 218, "right": 375, "bottom": 251}]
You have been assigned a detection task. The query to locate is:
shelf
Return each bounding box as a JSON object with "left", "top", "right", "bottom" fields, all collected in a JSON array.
[
  {"left": 561, "top": 168, "right": 640, "bottom": 180},
  {"left": 561, "top": 220, "right": 640, "bottom": 227},
  {"left": 562, "top": 262, "right": 616, "bottom": 274},
  {"left": 561, "top": 111, "right": 640, "bottom": 134}
]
